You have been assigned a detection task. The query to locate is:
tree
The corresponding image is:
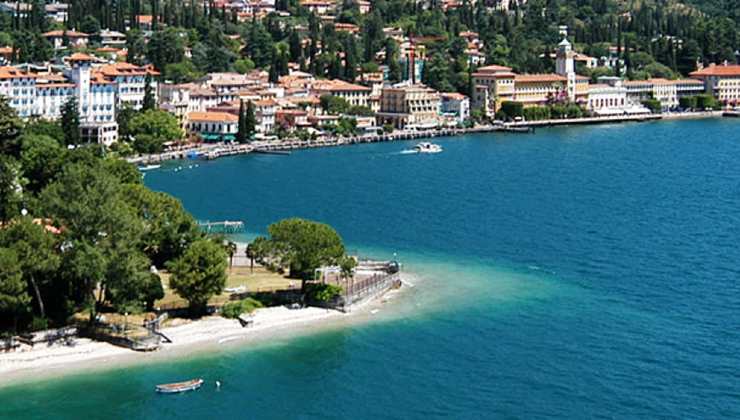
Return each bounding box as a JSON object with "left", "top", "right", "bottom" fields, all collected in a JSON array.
[
  {"left": 164, "top": 60, "right": 201, "bottom": 83},
  {"left": 19, "top": 134, "right": 66, "bottom": 194},
  {"left": 499, "top": 101, "right": 524, "bottom": 120},
  {"left": 143, "top": 273, "right": 165, "bottom": 311},
  {"left": 122, "top": 184, "right": 200, "bottom": 267},
  {"left": 642, "top": 98, "right": 662, "bottom": 113},
  {"left": 233, "top": 58, "right": 255, "bottom": 74},
  {"left": 245, "top": 242, "right": 255, "bottom": 273},
  {"left": 0, "top": 95, "right": 23, "bottom": 155},
  {"left": 225, "top": 240, "right": 237, "bottom": 269},
  {"left": 60, "top": 97, "right": 80, "bottom": 145},
  {"left": 128, "top": 110, "right": 182, "bottom": 153},
  {"left": 0, "top": 218, "right": 60, "bottom": 320},
  {"left": 236, "top": 99, "right": 247, "bottom": 144},
  {"left": 0, "top": 248, "right": 29, "bottom": 331},
  {"left": 142, "top": 73, "right": 156, "bottom": 111},
  {"left": 256, "top": 218, "right": 345, "bottom": 285},
  {"left": 320, "top": 95, "right": 350, "bottom": 115},
  {"left": 166, "top": 239, "right": 227, "bottom": 314},
  {"left": 245, "top": 100, "right": 256, "bottom": 139},
  {"left": 126, "top": 29, "right": 146, "bottom": 65},
  {"left": 145, "top": 27, "right": 185, "bottom": 71},
  {"left": 40, "top": 162, "right": 148, "bottom": 322},
  {"left": 0, "top": 156, "right": 23, "bottom": 223},
  {"left": 116, "top": 104, "right": 136, "bottom": 141}
]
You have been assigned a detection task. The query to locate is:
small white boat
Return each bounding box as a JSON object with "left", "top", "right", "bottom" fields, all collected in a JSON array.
[
  {"left": 138, "top": 164, "right": 161, "bottom": 171},
  {"left": 155, "top": 378, "right": 204, "bottom": 394},
  {"left": 414, "top": 142, "right": 443, "bottom": 154}
]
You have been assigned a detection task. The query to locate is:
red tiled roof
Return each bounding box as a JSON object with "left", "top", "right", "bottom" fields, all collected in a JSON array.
[
  {"left": 689, "top": 64, "right": 740, "bottom": 77},
  {"left": 515, "top": 74, "right": 567, "bottom": 83},
  {"left": 187, "top": 111, "right": 238, "bottom": 122}
]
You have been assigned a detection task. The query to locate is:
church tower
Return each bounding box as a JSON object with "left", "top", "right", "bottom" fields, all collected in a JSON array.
[{"left": 556, "top": 38, "right": 576, "bottom": 101}]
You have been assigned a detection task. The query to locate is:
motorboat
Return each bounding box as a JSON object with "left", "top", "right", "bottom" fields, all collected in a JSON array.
[
  {"left": 138, "top": 164, "right": 161, "bottom": 171},
  {"left": 414, "top": 142, "right": 443, "bottom": 153},
  {"left": 155, "top": 378, "right": 204, "bottom": 394}
]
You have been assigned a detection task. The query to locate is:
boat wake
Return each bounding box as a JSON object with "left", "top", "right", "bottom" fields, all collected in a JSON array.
[{"left": 398, "top": 150, "right": 418, "bottom": 155}]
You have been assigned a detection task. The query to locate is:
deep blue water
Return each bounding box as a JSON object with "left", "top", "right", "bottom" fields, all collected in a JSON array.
[{"left": 2, "top": 118, "right": 740, "bottom": 419}]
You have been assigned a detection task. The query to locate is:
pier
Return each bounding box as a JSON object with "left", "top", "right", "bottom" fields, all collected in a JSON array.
[{"left": 197, "top": 220, "right": 245, "bottom": 234}]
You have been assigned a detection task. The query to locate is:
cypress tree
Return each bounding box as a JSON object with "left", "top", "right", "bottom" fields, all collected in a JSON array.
[
  {"left": 236, "top": 99, "right": 246, "bottom": 143},
  {"left": 245, "top": 101, "right": 256, "bottom": 139},
  {"left": 61, "top": 97, "right": 81, "bottom": 145},
  {"left": 143, "top": 73, "right": 156, "bottom": 111}
]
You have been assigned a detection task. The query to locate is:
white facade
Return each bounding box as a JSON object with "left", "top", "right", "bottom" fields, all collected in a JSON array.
[{"left": 440, "top": 93, "right": 470, "bottom": 124}]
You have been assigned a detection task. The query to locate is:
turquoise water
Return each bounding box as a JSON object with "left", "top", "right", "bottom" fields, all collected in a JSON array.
[{"left": 2, "top": 119, "right": 740, "bottom": 418}]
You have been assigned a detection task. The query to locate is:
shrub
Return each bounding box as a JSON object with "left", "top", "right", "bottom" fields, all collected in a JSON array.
[
  {"left": 305, "top": 283, "right": 343, "bottom": 303},
  {"left": 641, "top": 98, "right": 662, "bottom": 114},
  {"left": 221, "top": 297, "right": 264, "bottom": 319}
]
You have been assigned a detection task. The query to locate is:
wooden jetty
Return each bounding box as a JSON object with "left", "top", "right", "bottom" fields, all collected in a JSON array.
[{"left": 197, "top": 220, "right": 245, "bottom": 234}]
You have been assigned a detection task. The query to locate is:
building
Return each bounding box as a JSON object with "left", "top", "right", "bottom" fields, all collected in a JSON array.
[
  {"left": 186, "top": 111, "right": 238, "bottom": 142},
  {"left": 690, "top": 63, "right": 740, "bottom": 106},
  {"left": 80, "top": 121, "right": 118, "bottom": 145},
  {"left": 587, "top": 79, "right": 630, "bottom": 115},
  {"left": 0, "top": 66, "right": 37, "bottom": 118},
  {"left": 66, "top": 53, "right": 117, "bottom": 123},
  {"left": 440, "top": 92, "right": 470, "bottom": 124},
  {"left": 95, "top": 62, "right": 158, "bottom": 110},
  {"left": 253, "top": 98, "right": 277, "bottom": 134},
  {"left": 99, "top": 29, "right": 127, "bottom": 47},
  {"left": 376, "top": 82, "right": 441, "bottom": 129},
  {"left": 299, "top": 0, "right": 334, "bottom": 15},
  {"left": 42, "top": 30, "right": 89, "bottom": 50},
  {"left": 311, "top": 79, "right": 371, "bottom": 108},
  {"left": 472, "top": 64, "right": 516, "bottom": 115}
]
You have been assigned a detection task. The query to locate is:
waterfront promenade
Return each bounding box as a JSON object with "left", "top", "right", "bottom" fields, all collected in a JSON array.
[{"left": 127, "top": 111, "right": 725, "bottom": 165}]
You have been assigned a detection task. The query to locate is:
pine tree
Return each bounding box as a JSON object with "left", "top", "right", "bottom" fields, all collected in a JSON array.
[{"left": 61, "top": 97, "right": 81, "bottom": 145}]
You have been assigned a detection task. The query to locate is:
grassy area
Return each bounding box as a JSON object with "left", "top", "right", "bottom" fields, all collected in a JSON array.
[{"left": 155, "top": 264, "right": 297, "bottom": 310}]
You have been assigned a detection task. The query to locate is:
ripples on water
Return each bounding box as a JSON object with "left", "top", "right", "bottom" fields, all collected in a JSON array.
[{"left": 2, "top": 119, "right": 739, "bottom": 419}]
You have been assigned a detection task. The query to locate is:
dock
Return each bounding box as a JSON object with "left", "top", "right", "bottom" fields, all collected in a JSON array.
[{"left": 197, "top": 220, "right": 245, "bottom": 234}]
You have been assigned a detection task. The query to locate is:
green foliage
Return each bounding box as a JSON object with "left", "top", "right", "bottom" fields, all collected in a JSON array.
[
  {"left": 320, "top": 95, "right": 350, "bottom": 115},
  {"left": 128, "top": 110, "right": 182, "bottom": 153},
  {"left": 500, "top": 101, "right": 524, "bottom": 120},
  {"left": 60, "top": 97, "right": 80, "bottom": 146},
  {"left": 0, "top": 248, "right": 30, "bottom": 328},
  {"left": 695, "top": 94, "right": 719, "bottom": 110},
  {"left": 347, "top": 106, "right": 374, "bottom": 117},
  {"left": 142, "top": 74, "right": 156, "bottom": 111},
  {"left": 0, "top": 156, "right": 23, "bottom": 223},
  {"left": 233, "top": 58, "right": 255, "bottom": 74},
  {"left": 146, "top": 28, "right": 186, "bottom": 71},
  {"left": 24, "top": 119, "right": 64, "bottom": 144},
  {"left": 143, "top": 273, "right": 164, "bottom": 311},
  {"left": 164, "top": 61, "right": 201, "bottom": 84},
  {"left": 123, "top": 184, "right": 201, "bottom": 267},
  {"left": 642, "top": 98, "right": 663, "bottom": 113},
  {"left": 0, "top": 218, "right": 60, "bottom": 319},
  {"left": 0, "top": 95, "right": 23, "bottom": 155},
  {"left": 221, "top": 297, "right": 264, "bottom": 318},
  {"left": 255, "top": 218, "right": 345, "bottom": 281},
  {"left": 166, "top": 239, "right": 228, "bottom": 313},
  {"left": 522, "top": 106, "right": 551, "bottom": 121},
  {"left": 679, "top": 96, "right": 697, "bottom": 109},
  {"left": 305, "top": 283, "right": 343, "bottom": 303},
  {"left": 19, "top": 134, "right": 66, "bottom": 194}
]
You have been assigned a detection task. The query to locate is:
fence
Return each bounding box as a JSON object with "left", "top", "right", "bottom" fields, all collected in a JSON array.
[{"left": 340, "top": 272, "right": 401, "bottom": 312}]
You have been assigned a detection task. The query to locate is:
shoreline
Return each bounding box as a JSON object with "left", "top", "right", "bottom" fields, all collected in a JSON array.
[
  {"left": 0, "top": 274, "right": 412, "bottom": 388},
  {"left": 129, "top": 111, "right": 728, "bottom": 165}
]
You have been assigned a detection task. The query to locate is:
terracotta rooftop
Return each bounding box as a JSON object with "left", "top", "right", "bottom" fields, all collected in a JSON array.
[
  {"left": 0, "top": 66, "right": 36, "bottom": 79},
  {"left": 514, "top": 74, "right": 567, "bottom": 83},
  {"left": 187, "top": 111, "right": 238, "bottom": 122},
  {"left": 312, "top": 79, "right": 371, "bottom": 92},
  {"left": 43, "top": 30, "right": 89, "bottom": 38},
  {"left": 689, "top": 64, "right": 740, "bottom": 77}
]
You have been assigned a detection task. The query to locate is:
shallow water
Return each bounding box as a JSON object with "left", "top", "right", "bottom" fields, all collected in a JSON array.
[{"left": 2, "top": 119, "right": 740, "bottom": 419}]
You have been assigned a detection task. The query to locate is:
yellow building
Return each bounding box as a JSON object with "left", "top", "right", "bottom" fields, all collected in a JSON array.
[
  {"left": 377, "top": 82, "right": 441, "bottom": 129},
  {"left": 690, "top": 63, "right": 740, "bottom": 106}
]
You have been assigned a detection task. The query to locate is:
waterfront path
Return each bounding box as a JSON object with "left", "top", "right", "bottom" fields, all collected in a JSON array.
[{"left": 127, "top": 111, "right": 726, "bottom": 165}]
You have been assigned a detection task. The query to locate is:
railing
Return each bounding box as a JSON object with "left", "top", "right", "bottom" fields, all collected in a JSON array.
[{"left": 342, "top": 272, "right": 401, "bottom": 311}]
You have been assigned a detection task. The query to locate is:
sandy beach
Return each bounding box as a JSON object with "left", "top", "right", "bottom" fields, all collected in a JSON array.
[{"left": 0, "top": 276, "right": 410, "bottom": 387}]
